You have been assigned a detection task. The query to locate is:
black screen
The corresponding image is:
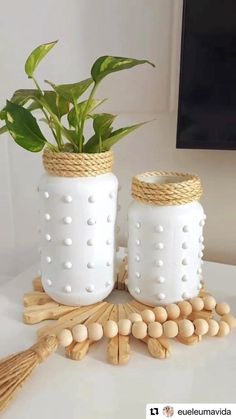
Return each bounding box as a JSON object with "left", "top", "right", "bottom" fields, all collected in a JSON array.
[{"left": 177, "top": 0, "right": 236, "bottom": 150}]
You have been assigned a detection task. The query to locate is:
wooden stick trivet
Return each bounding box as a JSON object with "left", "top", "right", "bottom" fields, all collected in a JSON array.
[
  {"left": 107, "top": 306, "right": 119, "bottom": 365},
  {"left": 66, "top": 303, "right": 114, "bottom": 360},
  {"left": 118, "top": 304, "right": 131, "bottom": 365},
  {"left": 37, "top": 302, "right": 106, "bottom": 338}
]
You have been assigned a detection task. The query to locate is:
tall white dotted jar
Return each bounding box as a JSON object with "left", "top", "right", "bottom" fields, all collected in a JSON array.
[
  {"left": 38, "top": 149, "right": 118, "bottom": 306},
  {"left": 128, "top": 171, "right": 205, "bottom": 306}
]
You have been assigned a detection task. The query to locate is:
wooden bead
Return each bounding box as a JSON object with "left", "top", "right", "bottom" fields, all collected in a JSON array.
[
  {"left": 217, "top": 320, "right": 230, "bottom": 337},
  {"left": 103, "top": 320, "right": 118, "bottom": 338},
  {"left": 221, "top": 314, "right": 236, "bottom": 328},
  {"left": 72, "top": 324, "right": 88, "bottom": 342},
  {"left": 203, "top": 295, "right": 216, "bottom": 310},
  {"left": 153, "top": 306, "right": 168, "bottom": 323},
  {"left": 193, "top": 318, "right": 209, "bottom": 336},
  {"left": 132, "top": 321, "right": 147, "bottom": 339},
  {"left": 163, "top": 320, "right": 178, "bottom": 338},
  {"left": 128, "top": 312, "right": 142, "bottom": 323},
  {"left": 88, "top": 323, "right": 103, "bottom": 341},
  {"left": 57, "top": 328, "right": 73, "bottom": 347},
  {"left": 207, "top": 319, "right": 220, "bottom": 336},
  {"left": 148, "top": 322, "right": 163, "bottom": 338},
  {"left": 141, "top": 309, "right": 155, "bottom": 324},
  {"left": 190, "top": 297, "right": 204, "bottom": 312},
  {"left": 178, "top": 301, "right": 192, "bottom": 317},
  {"left": 215, "top": 303, "right": 230, "bottom": 316},
  {"left": 178, "top": 319, "right": 194, "bottom": 338},
  {"left": 166, "top": 304, "right": 181, "bottom": 320},
  {"left": 118, "top": 319, "right": 132, "bottom": 336}
]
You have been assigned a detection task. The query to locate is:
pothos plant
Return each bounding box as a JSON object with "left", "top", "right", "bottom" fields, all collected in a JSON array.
[{"left": 0, "top": 41, "right": 155, "bottom": 154}]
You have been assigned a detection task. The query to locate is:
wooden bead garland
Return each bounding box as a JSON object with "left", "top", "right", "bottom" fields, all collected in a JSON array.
[{"left": 55, "top": 296, "right": 236, "bottom": 351}]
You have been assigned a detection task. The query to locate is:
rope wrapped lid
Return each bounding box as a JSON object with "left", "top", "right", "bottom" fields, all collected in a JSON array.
[
  {"left": 132, "top": 171, "right": 203, "bottom": 206},
  {"left": 43, "top": 149, "right": 114, "bottom": 177}
]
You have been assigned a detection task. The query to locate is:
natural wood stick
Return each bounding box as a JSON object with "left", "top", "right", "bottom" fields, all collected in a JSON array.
[
  {"left": 23, "top": 302, "right": 77, "bottom": 324},
  {"left": 37, "top": 302, "right": 106, "bottom": 338},
  {"left": 129, "top": 300, "right": 154, "bottom": 312},
  {"left": 176, "top": 334, "right": 202, "bottom": 345},
  {"left": 66, "top": 303, "right": 114, "bottom": 360},
  {"left": 117, "top": 257, "right": 128, "bottom": 290},
  {"left": 32, "top": 277, "right": 44, "bottom": 292},
  {"left": 188, "top": 310, "right": 213, "bottom": 321},
  {"left": 118, "top": 304, "right": 131, "bottom": 365},
  {"left": 146, "top": 336, "right": 171, "bottom": 359},
  {"left": 107, "top": 306, "right": 119, "bottom": 365},
  {"left": 23, "top": 292, "right": 53, "bottom": 307}
]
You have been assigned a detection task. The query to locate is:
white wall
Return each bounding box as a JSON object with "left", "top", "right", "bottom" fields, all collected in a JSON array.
[{"left": 0, "top": 0, "right": 236, "bottom": 277}]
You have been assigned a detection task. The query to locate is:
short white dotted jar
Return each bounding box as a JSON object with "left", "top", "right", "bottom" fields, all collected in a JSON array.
[
  {"left": 128, "top": 171, "right": 204, "bottom": 306},
  {"left": 38, "top": 150, "right": 118, "bottom": 306}
]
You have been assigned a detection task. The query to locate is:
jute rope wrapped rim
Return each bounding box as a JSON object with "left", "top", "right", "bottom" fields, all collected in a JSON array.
[
  {"left": 43, "top": 149, "right": 114, "bottom": 177},
  {"left": 132, "top": 171, "right": 203, "bottom": 206}
]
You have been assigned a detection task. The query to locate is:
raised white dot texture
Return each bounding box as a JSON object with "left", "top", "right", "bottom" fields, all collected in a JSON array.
[
  {"left": 105, "top": 281, "right": 112, "bottom": 287},
  {"left": 135, "top": 255, "right": 141, "bottom": 262},
  {"left": 109, "top": 191, "right": 116, "bottom": 199},
  {"left": 182, "top": 275, "right": 188, "bottom": 282},
  {"left": 44, "top": 191, "right": 50, "bottom": 199},
  {"left": 182, "top": 258, "right": 188, "bottom": 266},
  {"left": 201, "top": 244, "right": 205, "bottom": 250},
  {"left": 200, "top": 220, "right": 205, "bottom": 226},
  {"left": 63, "top": 195, "right": 73, "bottom": 203},
  {"left": 155, "top": 225, "right": 164, "bottom": 233},
  {"left": 46, "top": 256, "right": 51, "bottom": 264},
  {"left": 157, "top": 293, "right": 165, "bottom": 301},
  {"left": 87, "top": 262, "right": 95, "bottom": 269},
  {"left": 182, "top": 292, "right": 189, "bottom": 299},
  {"left": 135, "top": 287, "right": 141, "bottom": 294},
  {"left": 88, "top": 195, "right": 95, "bottom": 203},
  {"left": 64, "top": 285, "right": 72, "bottom": 293},
  {"left": 156, "top": 260, "right": 164, "bottom": 267},
  {"left": 106, "top": 261, "right": 112, "bottom": 267},
  {"left": 199, "top": 236, "right": 204, "bottom": 243},
  {"left": 136, "top": 222, "right": 141, "bottom": 229},
  {"left": 86, "top": 285, "right": 94, "bottom": 293},
  {"left": 135, "top": 272, "right": 141, "bottom": 279},
  {"left": 107, "top": 215, "right": 112, "bottom": 223},
  {"left": 156, "top": 276, "right": 165, "bottom": 284},
  {"left": 199, "top": 251, "right": 204, "bottom": 258},
  {"left": 63, "top": 216, "right": 72, "bottom": 224},
  {"left": 197, "top": 268, "right": 202, "bottom": 275},
  {"left": 183, "top": 225, "right": 189, "bottom": 233},
  {"left": 106, "top": 239, "right": 111, "bottom": 245},
  {"left": 136, "top": 239, "right": 141, "bottom": 246},
  {"left": 45, "top": 234, "right": 51, "bottom": 241},
  {"left": 155, "top": 242, "right": 164, "bottom": 250},
  {"left": 87, "top": 239, "right": 94, "bottom": 246},
  {"left": 182, "top": 242, "right": 188, "bottom": 249},
  {"left": 203, "top": 214, "right": 207, "bottom": 220},
  {"left": 64, "top": 261, "right": 72, "bottom": 269},
  {"left": 87, "top": 218, "right": 96, "bottom": 226},
  {"left": 46, "top": 279, "right": 52, "bottom": 286},
  {"left": 63, "top": 238, "right": 72, "bottom": 246},
  {"left": 44, "top": 213, "right": 51, "bottom": 221}
]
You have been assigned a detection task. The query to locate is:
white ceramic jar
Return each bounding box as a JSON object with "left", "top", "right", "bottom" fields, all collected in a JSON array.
[
  {"left": 128, "top": 172, "right": 205, "bottom": 306},
  {"left": 38, "top": 150, "right": 118, "bottom": 306}
]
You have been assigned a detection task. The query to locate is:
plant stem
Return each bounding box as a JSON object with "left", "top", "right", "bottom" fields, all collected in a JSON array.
[
  {"left": 32, "top": 77, "right": 60, "bottom": 150},
  {"left": 80, "top": 82, "right": 98, "bottom": 153},
  {"left": 72, "top": 97, "right": 82, "bottom": 151}
]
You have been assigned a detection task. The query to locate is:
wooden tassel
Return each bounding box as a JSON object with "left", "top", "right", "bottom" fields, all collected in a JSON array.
[{"left": 0, "top": 335, "right": 58, "bottom": 412}]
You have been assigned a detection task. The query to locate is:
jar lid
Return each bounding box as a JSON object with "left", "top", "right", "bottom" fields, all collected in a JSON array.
[
  {"left": 43, "top": 149, "right": 113, "bottom": 177},
  {"left": 132, "top": 171, "right": 203, "bottom": 206}
]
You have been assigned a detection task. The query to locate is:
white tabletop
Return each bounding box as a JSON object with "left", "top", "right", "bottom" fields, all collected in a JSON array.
[{"left": 0, "top": 255, "right": 236, "bottom": 419}]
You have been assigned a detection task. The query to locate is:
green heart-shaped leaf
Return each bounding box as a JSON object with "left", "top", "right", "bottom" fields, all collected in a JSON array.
[
  {"left": 67, "top": 99, "right": 106, "bottom": 127},
  {"left": 91, "top": 56, "right": 155, "bottom": 83},
  {"left": 46, "top": 78, "right": 93, "bottom": 102},
  {"left": 5, "top": 101, "right": 47, "bottom": 152},
  {"left": 25, "top": 41, "right": 58, "bottom": 78}
]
